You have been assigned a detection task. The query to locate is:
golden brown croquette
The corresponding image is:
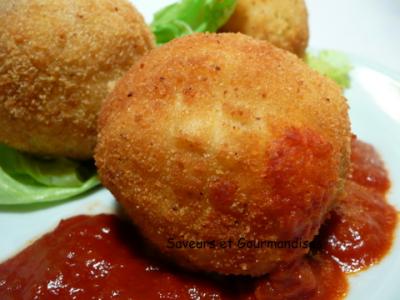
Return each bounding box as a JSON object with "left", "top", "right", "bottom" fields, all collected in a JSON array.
[
  {"left": 220, "top": 0, "right": 309, "bottom": 56},
  {"left": 95, "top": 33, "right": 351, "bottom": 276},
  {"left": 0, "top": 0, "right": 154, "bottom": 159}
]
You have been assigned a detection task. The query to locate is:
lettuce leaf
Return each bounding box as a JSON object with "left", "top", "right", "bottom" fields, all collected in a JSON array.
[
  {"left": 0, "top": 144, "right": 100, "bottom": 205},
  {"left": 306, "top": 50, "right": 352, "bottom": 89},
  {"left": 151, "top": 0, "right": 237, "bottom": 45}
]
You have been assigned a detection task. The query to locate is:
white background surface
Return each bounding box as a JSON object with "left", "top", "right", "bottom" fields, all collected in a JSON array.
[
  {"left": 1, "top": 1, "right": 400, "bottom": 299},
  {"left": 306, "top": 0, "right": 400, "bottom": 73}
]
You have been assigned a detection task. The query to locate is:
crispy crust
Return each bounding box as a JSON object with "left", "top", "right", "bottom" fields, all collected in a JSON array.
[
  {"left": 0, "top": 0, "right": 154, "bottom": 159},
  {"left": 95, "top": 33, "right": 351, "bottom": 275},
  {"left": 220, "top": 0, "right": 309, "bottom": 57}
]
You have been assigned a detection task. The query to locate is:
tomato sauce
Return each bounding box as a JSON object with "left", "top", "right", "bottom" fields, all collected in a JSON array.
[
  {"left": 315, "top": 138, "right": 397, "bottom": 273},
  {"left": 0, "top": 138, "right": 397, "bottom": 300}
]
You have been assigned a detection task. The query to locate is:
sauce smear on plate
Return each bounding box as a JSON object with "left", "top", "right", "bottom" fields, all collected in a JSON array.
[{"left": 0, "top": 138, "right": 397, "bottom": 300}]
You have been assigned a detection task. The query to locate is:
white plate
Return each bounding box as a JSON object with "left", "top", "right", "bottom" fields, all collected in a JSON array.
[{"left": 1, "top": 2, "right": 400, "bottom": 299}]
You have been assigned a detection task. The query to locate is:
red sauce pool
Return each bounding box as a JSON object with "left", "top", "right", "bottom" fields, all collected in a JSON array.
[
  {"left": 314, "top": 138, "right": 397, "bottom": 273},
  {"left": 0, "top": 138, "right": 397, "bottom": 300}
]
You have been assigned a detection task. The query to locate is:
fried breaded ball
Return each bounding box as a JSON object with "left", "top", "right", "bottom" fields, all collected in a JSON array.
[
  {"left": 220, "top": 0, "right": 309, "bottom": 56},
  {"left": 95, "top": 33, "right": 351, "bottom": 276},
  {"left": 0, "top": 0, "right": 154, "bottom": 159}
]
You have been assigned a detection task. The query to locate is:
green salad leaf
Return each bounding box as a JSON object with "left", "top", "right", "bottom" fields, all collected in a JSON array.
[
  {"left": 0, "top": 144, "right": 100, "bottom": 205},
  {"left": 306, "top": 50, "right": 352, "bottom": 89},
  {"left": 151, "top": 0, "right": 237, "bottom": 45}
]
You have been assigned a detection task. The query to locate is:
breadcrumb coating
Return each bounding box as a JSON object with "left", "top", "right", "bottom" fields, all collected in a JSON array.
[
  {"left": 95, "top": 33, "right": 351, "bottom": 276},
  {"left": 220, "top": 0, "right": 309, "bottom": 56},
  {"left": 0, "top": 0, "right": 154, "bottom": 159}
]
